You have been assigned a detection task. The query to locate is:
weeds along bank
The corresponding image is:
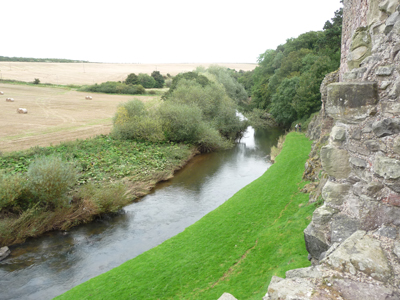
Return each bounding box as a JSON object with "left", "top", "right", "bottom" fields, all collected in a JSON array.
[
  {"left": 55, "top": 133, "right": 315, "bottom": 300},
  {"left": 0, "top": 137, "right": 196, "bottom": 247}
]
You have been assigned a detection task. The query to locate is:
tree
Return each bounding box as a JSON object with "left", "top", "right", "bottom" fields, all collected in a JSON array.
[
  {"left": 137, "top": 73, "right": 156, "bottom": 88},
  {"left": 125, "top": 73, "right": 139, "bottom": 85},
  {"left": 151, "top": 71, "right": 165, "bottom": 88}
]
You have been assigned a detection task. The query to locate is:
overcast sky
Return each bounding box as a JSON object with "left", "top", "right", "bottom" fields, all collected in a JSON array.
[{"left": 2, "top": 0, "right": 342, "bottom": 64}]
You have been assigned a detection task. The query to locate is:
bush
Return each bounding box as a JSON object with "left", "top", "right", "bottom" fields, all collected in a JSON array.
[
  {"left": 137, "top": 73, "right": 156, "bottom": 88},
  {"left": 26, "top": 156, "right": 77, "bottom": 208},
  {"left": 159, "top": 102, "right": 203, "bottom": 143},
  {"left": 33, "top": 78, "right": 40, "bottom": 84},
  {"left": 80, "top": 82, "right": 145, "bottom": 95},
  {"left": 151, "top": 71, "right": 165, "bottom": 88},
  {"left": 0, "top": 172, "right": 25, "bottom": 211},
  {"left": 78, "top": 183, "right": 129, "bottom": 214},
  {"left": 112, "top": 100, "right": 164, "bottom": 142}
]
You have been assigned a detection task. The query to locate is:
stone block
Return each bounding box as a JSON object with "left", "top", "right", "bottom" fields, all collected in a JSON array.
[
  {"left": 313, "top": 205, "right": 339, "bottom": 225},
  {"left": 304, "top": 223, "right": 330, "bottom": 260},
  {"left": 374, "top": 155, "right": 400, "bottom": 179},
  {"left": 321, "top": 145, "right": 351, "bottom": 179},
  {"left": 331, "top": 214, "right": 360, "bottom": 243},
  {"left": 376, "top": 65, "right": 395, "bottom": 76},
  {"left": 322, "top": 181, "right": 351, "bottom": 206},
  {"left": 0, "top": 246, "right": 10, "bottom": 261},
  {"left": 350, "top": 157, "right": 368, "bottom": 168},
  {"left": 326, "top": 82, "right": 378, "bottom": 123},
  {"left": 365, "top": 140, "right": 381, "bottom": 151},
  {"left": 372, "top": 118, "right": 400, "bottom": 137}
]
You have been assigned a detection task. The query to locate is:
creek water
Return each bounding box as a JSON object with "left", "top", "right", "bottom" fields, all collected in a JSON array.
[{"left": 0, "top": 126, "right": 283, "bottom": 300}]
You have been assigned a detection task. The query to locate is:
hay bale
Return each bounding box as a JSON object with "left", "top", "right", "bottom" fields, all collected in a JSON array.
[
  {"left": 85, "top": 96, "right": 92, "bottom": 100},
  {"left": 0, "top": 91, "right": 4, "bottom": 95},
  {"left": 17, "top": 108, "right": 28, "bottom": 114},
  {"left": 6, "top": 98, "right": 14, "bottom": 102}
]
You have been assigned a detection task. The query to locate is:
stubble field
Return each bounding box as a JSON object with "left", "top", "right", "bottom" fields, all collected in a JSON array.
[{"left": 0, "top": 62, "right": 256, "bottom": 153}]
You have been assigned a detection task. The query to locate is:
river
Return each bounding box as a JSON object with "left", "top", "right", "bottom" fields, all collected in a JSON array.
[{"left": 0, "top": 126, "right": 283, "bottom": 300}]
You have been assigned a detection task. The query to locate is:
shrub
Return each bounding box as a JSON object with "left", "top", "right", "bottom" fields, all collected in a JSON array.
[
  {"left": 78, "top": 183, "right": 129, "bottom": 214},
  {"left": 33, "top": 78, "right": 40, "bottom": 84},
  {"left": 137, "top": 73, "right": 156, "bottom": 88},
  {"left": 159, "top": 102, "right": 203, "bottom": 143},
  {"left": 26, "top": 156, "right": 77, "bottom": 209},
  {"left": 80, "top": 82, "right": 145, "bottom": 95},
  {"left": 125, "top": 73, "right": 139, "bottom": 85},
  {"left": 0, "top": 172, "right": 25, "bottom": 211}
]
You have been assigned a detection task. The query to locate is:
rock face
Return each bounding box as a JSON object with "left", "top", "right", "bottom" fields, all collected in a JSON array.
[{"left": 265, "top": 0, "right": 400, "bottom": 299}]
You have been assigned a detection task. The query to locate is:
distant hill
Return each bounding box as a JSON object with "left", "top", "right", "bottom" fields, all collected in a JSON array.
[{"left": 0, "top": 56, "right": 88, "bottom": 63}]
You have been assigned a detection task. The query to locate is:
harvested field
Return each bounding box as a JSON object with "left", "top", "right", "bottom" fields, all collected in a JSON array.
[
  {"left": 0, "top": 62, "right": 256, "bottom": 85},
  {"left": 0, "top": 83, "right": 157, "bottom": 153}
]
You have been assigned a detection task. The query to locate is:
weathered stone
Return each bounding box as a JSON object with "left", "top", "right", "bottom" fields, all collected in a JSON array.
[
  {"left": 366, "top": 141, "right": 380, "bottom": 152},
  {"left": 387, "top": 11, "right": 400, "bottom": 26},
  {"left": 321, "top": 145, "right": 351, "bottom": 179},
  {"left": 376, "top": 226, "right": 398, "bottom": 239},
  {"left": 385, "top": 181, "right": 400, "bottom": 193},
  {"left": 333, "top": 279, "right": 396, "bottom": 300},
  {"left": 285, "top": 266, "right": 322, "bottom": 279},
  {"left": 376, "top": 65, "right": 395, "bottom": 76},
  {"left": 351, "top": 128, "right": 362, "bottom": 140},
  {"left": 383, "top": 193, "right": 400, "bottom": 206},
  {"left": 379, "top": 81, "right": 391, "bottom": 90},
  {"left": 313, "top": 205, "right": 339, "bottom": 226},
  {"left": 330, "top": 125, "right": 346, "bottom": 143},
  {"left": 304, "top": 223, "right": 330, "bottom": 260},
  {"left": 218, "top": 293, "right": 237, "bottom": 300},
  {"left": 348, "top": 141, "right": 371, "bottom": 155},
  {"left": 392, "top": 43, "right": 400, "bottom": 60},
  {"left": 264, "top": 276, "right": 315, "bottom": 300},
  {"left": 366, "top": 182, "right": 384, "bottom": 196},
  {"left": 0, "top": 246, "right": 10, "bottom": 261},
  {"left": 326, "top": 82, "right": 379, "bottom": 123},
  {"left": 379, "top": 0, "right": 399, "bottom": 14},
  {"left": 322, "top": 181, "right": 351, "bottom": 206},
  {"left": 374, "top": 155, "right": 400, "bottom": 179},
  {"left": 393, "top": 136, "right": 400, "bottom": 154},
  {"left": 350, "top": 235, "right": 391, "bottom": 282},
  {"left": 331, "top": 214, "right": 360, "bottom": 243},
  {"left": 381, "top": 101, "right": 400, "bottom": 114},
  {"left": 388, "top": 78, "right": 400, "bottom": 100},
  {"left": 372, "top": 118, "right": 400, "bottom": 137},
  {"left": 350, "top": 157, "right": 368, "bottom": 168},
  {"left": 348, "top": 27, "right": 372, "bottom": 70},
  {"left": 394, "top": 241, "right": 400, "bottom": 258}
]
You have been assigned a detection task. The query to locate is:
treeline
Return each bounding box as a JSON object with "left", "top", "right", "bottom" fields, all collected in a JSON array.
[
  {"left": 238, "top": 5, "right": 343, "bottom": 128},
  {"left": 80, "top": 71, "right": 166, "bottom": 95},
  {"left": 0, "top": 56, "right": 88, "bottom": 63}
]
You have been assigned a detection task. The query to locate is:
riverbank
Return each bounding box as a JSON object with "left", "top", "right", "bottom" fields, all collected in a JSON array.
[
  {"left": 0, "top": 136, "right": 197, "bottom": 247},
  {"left": 55, "top": 132, "right": 315, "bottom": 300}
]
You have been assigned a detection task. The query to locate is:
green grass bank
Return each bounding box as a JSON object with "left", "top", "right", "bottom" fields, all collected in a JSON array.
[{"left": 56, "top": 132, "right": 314, "bottom": 300}]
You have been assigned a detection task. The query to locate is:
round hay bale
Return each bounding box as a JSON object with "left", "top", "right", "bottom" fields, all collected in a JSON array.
[
  {"left": 17, "top": 108, "right": 28, "bottom": 114},
  {"left": 6, "top": 98, "right": 14, "bottom": 102},
  {"left": 0, "top": 91, "right": 4, "bottom": 95}
]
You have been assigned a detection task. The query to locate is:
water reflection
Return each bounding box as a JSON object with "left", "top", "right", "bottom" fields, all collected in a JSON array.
[{"left": 0, "top": 126, "right": 283, "bottom": 300}]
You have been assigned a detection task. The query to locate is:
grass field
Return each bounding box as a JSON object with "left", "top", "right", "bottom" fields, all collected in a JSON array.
[
  {"left": 55, "top": 132, "right": 314, "bottom": 300},
  {"left": 0, "top": 62, "right": 256, "bottom": 85},
  {"left": 0, "top": 83, "right": 160, "bottom": 153}
]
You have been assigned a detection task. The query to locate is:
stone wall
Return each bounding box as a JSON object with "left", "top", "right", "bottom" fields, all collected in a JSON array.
[{"left": 265, "top": 0, "right": 400, "bottom": 299}]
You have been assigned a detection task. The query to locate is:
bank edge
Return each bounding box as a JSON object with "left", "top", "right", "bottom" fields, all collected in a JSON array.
[{"left": 55, "top": 132, "right": 314, "bottom": 300}]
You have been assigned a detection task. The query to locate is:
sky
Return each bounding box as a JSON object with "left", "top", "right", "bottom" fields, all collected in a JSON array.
[{"left": 2, "top": 0, "right": 343, "bottom": 64}]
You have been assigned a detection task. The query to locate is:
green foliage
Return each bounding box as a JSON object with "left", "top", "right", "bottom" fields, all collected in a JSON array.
[
  {"left": 33, "top": 78, "right": 40, "bottom": 84},
  {"left": 26, "top": 156, "right": 77, "bottom": 208},
  {"left": 112, "top": 100, "right": 164, "bottom": 142},
  {"left": 137, "top": 73, "right": 156, "bottom": 88},
  {"left": 151, "top": 71, "right": 165, "bottom": 88},
  {"left": 0, "top": 172, "right": 25, "bottom": 211},
  {"left": 0, "top": 56, "right": 88, "bottom": 63},
  {"left": 80, "top": 81, "right": 145, "bottom": 95},
  {"left": 124, "top": 73, "right": 139, "bottom": 85},
  {"left": 198, "top": 65, "right": 248, "bottom": 103},
  {"left": 162, "top": 71, "right": 211, "bottom": 100},
  {"left": 249, "top": 6, "right": 343, "bottom": 127}
]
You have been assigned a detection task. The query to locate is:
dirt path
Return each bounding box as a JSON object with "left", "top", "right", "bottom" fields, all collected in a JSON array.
[{"left": 0, "top": 84, "right": 156, "bottom": 153}]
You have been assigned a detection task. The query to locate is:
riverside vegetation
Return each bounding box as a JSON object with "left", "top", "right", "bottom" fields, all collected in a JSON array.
[
  {"left": 55, "top": 132, "right": 314, "bottom": 300},
  {"left": 0, "top": 66, "right": 248, "bottom": 247}
]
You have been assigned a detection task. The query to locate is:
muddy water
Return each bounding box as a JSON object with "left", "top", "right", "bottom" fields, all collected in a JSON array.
[{"left": 0, "top": 126, "right": 283, "bottom": 300}]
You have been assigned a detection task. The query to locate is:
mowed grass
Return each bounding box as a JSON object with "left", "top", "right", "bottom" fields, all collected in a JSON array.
[{"left": 55, "top": 132, "right": 314, "bottom": 300}]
